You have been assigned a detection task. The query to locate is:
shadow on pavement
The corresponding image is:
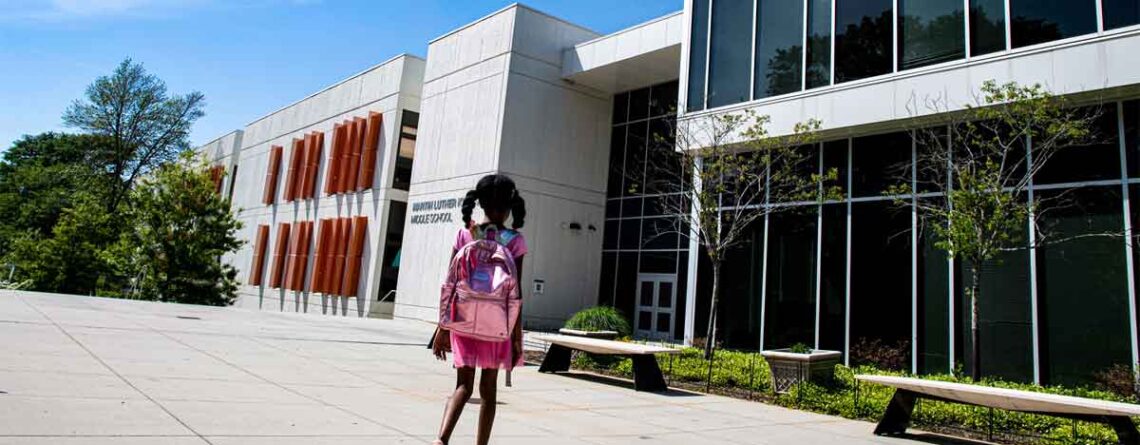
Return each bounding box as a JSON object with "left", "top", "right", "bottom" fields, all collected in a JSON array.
[{"left": 554, "top": 371, "right": 704, "bottom": 397}]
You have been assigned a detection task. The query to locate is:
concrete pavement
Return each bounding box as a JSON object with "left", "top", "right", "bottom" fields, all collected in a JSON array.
[{"left": 0, "top": 290, "right": 980, "bottom": 444}]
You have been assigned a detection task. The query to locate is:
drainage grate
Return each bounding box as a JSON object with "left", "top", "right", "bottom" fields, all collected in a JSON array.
[{"left": 176, "top": 316, "right": 202, "bottom": 320}]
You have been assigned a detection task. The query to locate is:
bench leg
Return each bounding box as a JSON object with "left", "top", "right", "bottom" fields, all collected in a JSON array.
[
  {"left": 873, "top": 390, "right": 917, "bottom": 436},
  {"left": 539, "top": 344, "right": 572, "bottom": 373},
  {"left": 630, "top": 355, "right": 667, "bottom": 392},
  {"left": 1107, "top": 416, "right": 1140, "bottom": 445}
]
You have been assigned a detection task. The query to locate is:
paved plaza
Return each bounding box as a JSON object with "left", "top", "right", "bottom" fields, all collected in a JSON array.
[{"left": 0, "top": 291, "right": 980, "bottom": 444}]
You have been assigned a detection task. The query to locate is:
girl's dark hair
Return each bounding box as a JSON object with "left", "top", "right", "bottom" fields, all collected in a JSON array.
[{"left": 461, "top": 174, "right": 527, "bottom": 229}]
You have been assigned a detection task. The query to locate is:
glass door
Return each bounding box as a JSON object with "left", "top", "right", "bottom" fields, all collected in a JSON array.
[{"left": 635, "top": 273, "right": 677, "bottom": 340}]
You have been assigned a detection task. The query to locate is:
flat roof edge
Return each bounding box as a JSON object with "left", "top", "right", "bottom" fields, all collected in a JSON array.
[
  {"left": 244, "top": 53, "right": 424, "bottom": 127},
  {"left": 572, "top": 10, "right": 682, "bottom": 50},
  {"left": 428, "top": 2, "right": 598, "bottom": 45}
]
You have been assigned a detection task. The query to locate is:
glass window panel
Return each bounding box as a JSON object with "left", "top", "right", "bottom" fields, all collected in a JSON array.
[
  {"left": 754, "top": 0, "right": 804, "bottom": 99},
  {"left": 598, "top": 253, "right": 617, "bottom": 306},
  {"left": 851, "top": 132, "right": 911, "bottom": 198},
  {"left": 688, "top": 0, "right": 711, "bottom": 112},
  {"left": 638, "top": 311, "right": 653, "bottom": 330},
  {"left": 640, "top": 281, "right": 654, "bottom": 306},
  {"left": 822, "top": 139, "right": 849, "bottom": 197},
  {"left": 958, "top": 220, "right": 1034, "bottom": 382},
  {"left": 675, "top": 252, "right": 690, "bottom": 342},
  {"left": 1130, "top": 184, "right": 1140, "bottom": 348},
  {"left": 1034, "top": 107, "right": 1121, "bottom": 185},
  {"left": 918, "top": 208, "right": 951, "bottom": 374},
  {"left": 605, "top": 199, "right": 622, "bottom": 219},
  {"left": 1010, "top": 0, "right": 1097, "bottom": 48},
  {"left": 772, "top": 144, "right": 820, "bottom": 203},
  {"left": 720, "top": 219, "right": 763, "bottom": 350},
  {"left": 657, "top": 313, "right": 672, "bottom": 333},
  {"left": 613, "top": 92, "right": 629, "bottom": 124},
  {"left": 640, "top": 251, "right": 678, "bottom": 274},
  {"left": 607, "top": 125, "right": 626, "bottom": 198},
  {"left": 899, "top": 0, "right": 965, "bottom": 71},
  {"left": 629, "top": 87, "right": 650, "bottom": 122},
  {"left": 619, "top": 218, "right": 642, "bottom": 250},
  {"left": 764, "top": 209, "right": 818, "bottom": 350},
  {"left": 603, "top": 220, "right": 620, "bottom": 250},
  {"left": 835, "top": 0, "right": 894, "bottom": 83},
  {"left": 850, "top": 201, "right": 912, "bottom": 370},
  {"left": 818, "top": 204, "right": 848, "bottom": 353},
  {"left": 642, "top": 217, "right": 679, "bottom": 250},
  {"left": 1104, "top": 0, "right": 1140, "bottom": 30},
  {"left": 616, "top": 252, "right": 639, "bottom": 315},
  {"left": 659, "top": 282, "right": 674, "bottom": 308},
  {"left": 970, "top": 0, "right": 1007, "bottom": 56},
  {"left": 806, "top": 0, "right": 833, "bottom": 89},
  {"left": 1124, "top": 101, "right": 1139, "bottom": 178},
  {"left": 622, "top": 197, "right": 644, "bottom": 220},
  {"left": 624, "top": 121, "right": 648, "bottom": 196},
  {"left": 650, "top": 81, "right": 679, "bottom": 117},
  {"left": 1037, "top": 187, "right": 1131, "bottom": 385},
  {"left": 707, "top": 0, "right": 753, "bottom": 108},
  {"left": 646, "top": 118, "right": 679, "bottom": 196}
]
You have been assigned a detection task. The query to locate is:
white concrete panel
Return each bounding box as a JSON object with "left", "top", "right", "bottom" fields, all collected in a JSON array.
[{"left": 687, "top": 30, "right": 1140, "bottom": 143}]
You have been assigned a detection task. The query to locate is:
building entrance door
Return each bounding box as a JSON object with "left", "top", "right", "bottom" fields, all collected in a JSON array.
[{"left": 635, "top": 274, "right": 676, "bottom": 340}]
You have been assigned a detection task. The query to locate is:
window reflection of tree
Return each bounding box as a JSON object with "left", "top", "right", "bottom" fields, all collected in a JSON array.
[
  {"left": 836, "top": 11, "right": 893, "bottom": 83},
  {"left": 900, "top": 10, "right": 964, "bottom": 70},
  {"left": 1011, "top": 18, "right": 1063, "bottom": 48}
]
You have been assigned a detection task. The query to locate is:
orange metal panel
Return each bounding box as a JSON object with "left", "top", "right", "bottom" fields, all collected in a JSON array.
[
  {"left": 330, "top": 218, "right": 351, "bottom": 295},
  {"left": 305, "top": 132, "right": 324, "bottom": 199},
  {"left": 341, "top": 216, "right": 368, "bottom": 298},
  {"left": 269, "top": 223, "right": 291, "bottom": 288},
  {"left": 309, "top": 219, "right": 331, "bottom": 293},
  {"left": 263, "top": 146, "right": 283, "bottom": 204},
  {"left": 298, "top": 134, "right": 314, "bottom": 199},
  {"left": 291, "top": 222, "right": 313, "bottom": 291},
  {"left": 283, "top": 222, "right": 301, "bottom": 290},
  {"left": 324, "top": 124, "right": 342, "bottom": 196},
  {"left": 345, "top": 117, "right": 366, "bottom": 191},
  {"left": 248, "top": 225, "right": 270, "bottom": 285},
  {"left": 358, "top": 112, "right": 382, "bottom": 190},
  {"left": 337, "top": 120, "right": 355, "bottom": 193},
  {"left": 286, "top": 138, "right": 306, "bottom": 202}
]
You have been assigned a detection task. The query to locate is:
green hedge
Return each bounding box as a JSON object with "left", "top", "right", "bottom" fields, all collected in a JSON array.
[{"left": 570, "top": 347, "right": 1134, "bottom": 444}]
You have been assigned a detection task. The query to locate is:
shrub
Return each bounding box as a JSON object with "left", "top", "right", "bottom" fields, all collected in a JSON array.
[
  {"left": 850, "top": 337, "right": 909, "bottom": 371},
  {"left": 1093, "top": 364, "right": 1139, "bottom": 401},
  {"left": 563, "top": 306, "right": 632, "bottom": 337},
  {"left": 788, "top": 343, "right": 813, "bottom": 354}
]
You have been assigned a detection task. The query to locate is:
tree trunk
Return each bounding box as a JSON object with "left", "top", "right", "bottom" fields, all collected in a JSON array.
[
  {"left": 704, "top": 262, "right": 721, "bottom": 360},
  {"left": 970, "top": 264, "right": 982, "bottom": 382}
]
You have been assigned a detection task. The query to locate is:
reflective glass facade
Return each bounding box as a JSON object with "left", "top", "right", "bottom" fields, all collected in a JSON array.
[
  {"left": 603, "top": 81, "right": 687, "bottom": 342},
  {"left": 686, "top": 0, "right": 1139, "bottom": 112}
]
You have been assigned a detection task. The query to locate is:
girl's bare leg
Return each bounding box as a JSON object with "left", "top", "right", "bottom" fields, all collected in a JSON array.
[
  {"left": 437, "top": 367, "right": 476, "bottom": 444},
  {"left": 475, "top": 369, "right": 499, "bottom": 445}
]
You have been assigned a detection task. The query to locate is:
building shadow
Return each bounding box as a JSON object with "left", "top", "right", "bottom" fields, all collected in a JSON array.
[{"left": 553, "top": 371, "right": 703, "bottom": 398}]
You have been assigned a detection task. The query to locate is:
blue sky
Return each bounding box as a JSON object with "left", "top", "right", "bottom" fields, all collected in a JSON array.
[{"left": 0, "top": 0, "right": 681, "bottom": 151}]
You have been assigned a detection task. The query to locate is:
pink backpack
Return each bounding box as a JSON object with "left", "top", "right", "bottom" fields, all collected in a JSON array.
[{"left": 438, "top": 230, "right": 521, "bottom": 343}]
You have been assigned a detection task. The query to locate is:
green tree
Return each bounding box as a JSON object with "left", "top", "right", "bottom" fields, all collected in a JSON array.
[
  {"left": 5, "top": 196, "right": 119, "bottom": 295},
  {"left": 63, "top": 58, "right": 205, "bottom": 212},
  {"left": 893, "top": 81, "right": 1099, "bottom": 381},
  {"left": 0, "top": 133, "right": 113, "bottom": 254},
  {"left": 110, "top": 154, "right": 242, "bottom": 305},
  {"left": 648, "top": 111, "right": 840, "bottom": 359}
]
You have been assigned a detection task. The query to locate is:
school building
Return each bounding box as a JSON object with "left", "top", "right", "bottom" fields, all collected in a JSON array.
[{"left": 197, "top": 1, "right": 1140, "bottom": 385}]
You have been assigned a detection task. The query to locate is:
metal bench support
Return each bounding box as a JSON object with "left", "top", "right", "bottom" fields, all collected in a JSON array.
[
  {"left": 1108, "top": 416, "right": 1140, "bottom": 445},
  {"left": 538, "top": 344, "right": 572, "bottom": 373},
  {"left": 630, "top": 355, "right": 667, "bottom": 392},
  {"left": 873, "top": 389, "right": 917, "bottom": 436}
]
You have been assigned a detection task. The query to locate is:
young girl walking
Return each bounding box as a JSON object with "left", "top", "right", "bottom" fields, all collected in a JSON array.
[{"left": 432, "top": 174, "right": 527, "bottom": 445}]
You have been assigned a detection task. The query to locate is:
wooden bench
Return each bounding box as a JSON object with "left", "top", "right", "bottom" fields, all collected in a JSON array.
[
  {"left": 533, "top": 334, "right": 680, "bottom": 392},
  {"left": 856, "top": 375, "right": 1140, "bottom": 445}
]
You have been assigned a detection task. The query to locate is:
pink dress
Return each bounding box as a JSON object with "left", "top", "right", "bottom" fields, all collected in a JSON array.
[{"left": 449, "top": 226, "right": 527, "bottom": 370}]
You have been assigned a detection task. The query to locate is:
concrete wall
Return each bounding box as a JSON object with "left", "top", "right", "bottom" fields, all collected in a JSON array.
[
  {"left": 395, "top": 5, "right": 610, "bottom": 329},
  {"left": 226, "top": 54, "right": 425, "bottom": 317}
]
